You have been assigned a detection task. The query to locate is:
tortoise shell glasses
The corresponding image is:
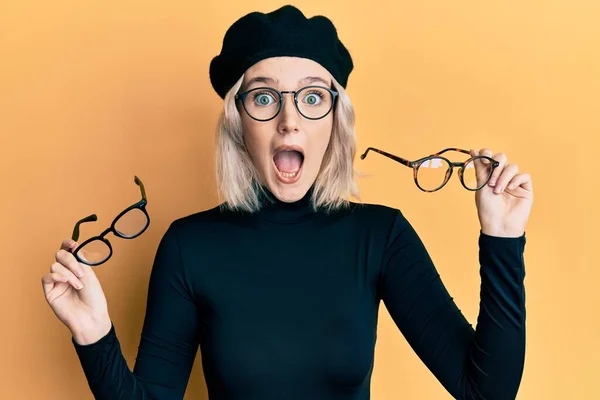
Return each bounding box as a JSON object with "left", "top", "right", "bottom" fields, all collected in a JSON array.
[{"left": 360, "top": 147, "right": 500, "bottom": 192}]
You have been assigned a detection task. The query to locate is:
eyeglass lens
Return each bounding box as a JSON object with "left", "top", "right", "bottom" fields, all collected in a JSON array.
[
  {"left": 76, "top": 240, "right": 110, "bottom": 265},
  {"left": 416, "top": 157, "right": 483, "bottom": 191},
  {"left": 242, "top": 87, "right": 333, "bottom": 120}
]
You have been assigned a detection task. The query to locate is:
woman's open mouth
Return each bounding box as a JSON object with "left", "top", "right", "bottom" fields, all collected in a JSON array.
[{"left": 273, "top": 146, "right": 304, "bottom": 184}]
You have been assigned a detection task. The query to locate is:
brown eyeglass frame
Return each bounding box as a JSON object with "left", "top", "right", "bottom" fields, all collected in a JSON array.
[{"left": 360, "top": 147, "right": 500, "bottom": 192}]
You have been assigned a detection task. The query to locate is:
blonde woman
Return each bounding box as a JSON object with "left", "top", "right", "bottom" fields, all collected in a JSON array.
[{"left": 42, "top": 5, "right": 533, "bottom": 399}]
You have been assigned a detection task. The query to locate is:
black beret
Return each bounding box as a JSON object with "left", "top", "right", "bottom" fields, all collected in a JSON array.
[{"left": 209, "top": 5, "right": 354, "bottom": 99}]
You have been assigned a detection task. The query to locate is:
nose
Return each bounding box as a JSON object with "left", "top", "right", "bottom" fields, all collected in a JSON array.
[{"left": 277, "top": 92, "right": 300, "bottom": 134}]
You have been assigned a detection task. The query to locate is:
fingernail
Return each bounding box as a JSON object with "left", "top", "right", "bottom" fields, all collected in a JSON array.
[
  {"left": 489, "top": 179, "right": 496, "bottom": 186},
  {"left": 76, "top": 282, "right": 84, "bottom": 290},
  {"left": 494, "top": 186, "right": 502, "bottom": 193},
  {"left": 76, "top": 269, "right": 84, "bottom": 277}
]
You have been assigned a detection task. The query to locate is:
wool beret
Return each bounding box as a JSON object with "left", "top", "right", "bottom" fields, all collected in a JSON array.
[{"left": 209, "top": 5, "right": 354, "bottom": 99}]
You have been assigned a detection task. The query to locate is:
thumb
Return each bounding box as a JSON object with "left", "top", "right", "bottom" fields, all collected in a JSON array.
[
  {"left": 60, "top": 239, "right": 78, "bottom": 252},
  {"left": 470, "top": 148, "right": 492, "bottom": 188}
]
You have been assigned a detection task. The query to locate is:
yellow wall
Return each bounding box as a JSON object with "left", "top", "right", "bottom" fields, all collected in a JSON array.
[{"left": 2, "top": 1, "right": 598, "bottom": 398}]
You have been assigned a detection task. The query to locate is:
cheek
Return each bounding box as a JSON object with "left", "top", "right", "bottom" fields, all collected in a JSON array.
[
  {"left": 306, "top": 123, "right": 331, "bottom": 174},
  {"left": 241, "top": 118, "right": 270, "bottom": 163},
  {"left": 306, "top": 121, "right": 334, "bottom": 165}
]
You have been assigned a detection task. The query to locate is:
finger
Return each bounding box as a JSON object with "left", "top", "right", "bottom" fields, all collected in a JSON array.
[
  {"left": 478, "top": 148, "right": 494, "bottom": 159},
  {"left": 494, "top": 163, "right": 519, "bottom": 193},
  {"left": 507, "top": 172, "right": 533, "bottom": 192},
  {"left": 41, "top": 272, "right": 69, "bottom": 295},
  {"left": 56, "top": 248, "right": 85, "bottom": 278},
  {"left": 50, "top": 262, "right": 84, "bottom": 290},
  {"left": 60, "top": 239, "right": 78, "bottom": 253},
  {"left": 470, "top": 148, "right": 494, "bottom": 187},
  {"left": 487, "top": 152, "right": 508, "bottom": 187}
]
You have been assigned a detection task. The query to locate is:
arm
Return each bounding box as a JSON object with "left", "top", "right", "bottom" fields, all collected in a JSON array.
[
  {"left": 379, "top": 210, "right": 526, "bottom": 400},
  {"left": 72, "top": 221, "right": 200, "bottom": 399}
]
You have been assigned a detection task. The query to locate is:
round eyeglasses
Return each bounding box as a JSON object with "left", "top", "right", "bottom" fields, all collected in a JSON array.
[
  {"left": 360, "top": 147, "right": 501, "bottom": 192},
  {"left": 235, "top": 86, "right": 339, "bottom": 122}
]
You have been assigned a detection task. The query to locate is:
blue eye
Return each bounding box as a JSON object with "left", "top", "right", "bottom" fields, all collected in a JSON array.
[
  {"left": 253, "top": 92, "right": 276, "bottom": 106},
  {"left": 302, "top": 91, "right": 325, "bottom": 106}
]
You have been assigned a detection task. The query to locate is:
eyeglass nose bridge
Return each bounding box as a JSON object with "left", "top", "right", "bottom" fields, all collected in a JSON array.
[
  {"left": 276, "top": 90, "right": 302, "bottom": 116},
  {"left": 279, "top": 90, "right": 299, "bottom": 98}
]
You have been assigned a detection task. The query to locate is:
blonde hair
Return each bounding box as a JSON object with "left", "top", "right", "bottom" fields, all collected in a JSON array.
[{"left": 215, "top": 74, "right": 360, "bottom": 213}]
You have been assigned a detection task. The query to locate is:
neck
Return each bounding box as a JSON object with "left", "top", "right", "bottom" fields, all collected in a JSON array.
[{"left": 256, "top": 185, "right": 317, "bottom": 223}]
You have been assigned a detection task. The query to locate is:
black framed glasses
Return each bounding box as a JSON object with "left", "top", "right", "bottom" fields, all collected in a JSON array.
[
  {"left": 235, "top": 85, "right": 339, "bottom": 122},
  {"left": 360, "top": 147, "right": 500, "bottom": 192},
  {"left": 70, "top": 176, "right": 150, "bottom": 266}
]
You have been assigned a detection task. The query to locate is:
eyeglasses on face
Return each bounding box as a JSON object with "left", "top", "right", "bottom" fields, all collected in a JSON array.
[
  {"left": 70, "top": 176, "right": 150, "bottom": 266},
  {"left": 360, "top": 147, "right": 500, "bottom": 192},
  {"left": 235, "top": 85, "right": 339, "bottom": 122}
]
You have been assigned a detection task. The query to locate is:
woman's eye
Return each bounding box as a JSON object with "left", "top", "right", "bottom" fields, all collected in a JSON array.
[
  {"left": 303, "top": 92, "right": 323, "bottom": 105},
  {"left": 254, "top": 93, "right": 275, "bottom": 106}
]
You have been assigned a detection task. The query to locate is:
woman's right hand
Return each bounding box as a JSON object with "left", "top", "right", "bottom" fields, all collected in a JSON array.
[{"left": 42, "top": 239, "right": 112, "bottom": 345}]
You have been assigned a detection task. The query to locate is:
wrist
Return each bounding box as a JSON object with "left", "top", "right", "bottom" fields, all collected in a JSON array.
[
  {"left": 71, "top": 313, "right": 112, "bottom": 346},
  {"left": 481, "top": 226, "right": 524, "bottom": 238}
]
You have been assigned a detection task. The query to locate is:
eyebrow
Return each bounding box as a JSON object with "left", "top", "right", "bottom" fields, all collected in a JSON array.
[
  {"left": 299, "top": 76, "right": 331, "bottom": 86},
  {"left": 244, "top": 76, "right": 331, "bottom": 90}
]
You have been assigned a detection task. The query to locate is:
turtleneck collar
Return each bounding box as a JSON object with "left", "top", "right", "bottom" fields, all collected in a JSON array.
[{"left": 255, "top": 185, "right": 318, "bottom": 224}]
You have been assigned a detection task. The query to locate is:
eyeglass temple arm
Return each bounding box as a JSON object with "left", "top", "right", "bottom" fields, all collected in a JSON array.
[
  {"left": 360, "top": 147, "right": 412, "bottom": 167},
  {"left": 134, "top": 175, "right": 147, "bottom": 202},
  {"left": 427, "top": 148, "right": 500, "bottom": 168},
  {"left": 71, "top": 214, "right": 98, "bottom": 241},
  {"left": 426, "top": 148, "right": 472, "bottom": 158}
]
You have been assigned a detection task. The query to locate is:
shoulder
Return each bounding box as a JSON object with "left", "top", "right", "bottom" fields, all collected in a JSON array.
[
  {"left": 343, "top": 201, "right": 418, "bottom": 242},
  {"left": 168, "top": 204, "right": 226, "bottom": 231},
  {"left": 161, "top": 202, "right": 252, "bottom": 244},
  {"left": 346, "top": 201, "right": 401, "bottom": 217},
  {"left": 342, "top": 201, "right": 410, "bottom": 227}
]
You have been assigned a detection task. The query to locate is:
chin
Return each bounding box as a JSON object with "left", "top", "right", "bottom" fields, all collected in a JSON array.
[
  {"left": 266, "top": 171, "right": 313, "bottom": 203},
  {"left": 269, "top": 183, "right": 306, "bottom": 203}
]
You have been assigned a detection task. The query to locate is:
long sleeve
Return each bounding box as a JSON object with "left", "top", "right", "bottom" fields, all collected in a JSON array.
[
  {"left": 72, "top": 221, "right": 201, "bottom": 399},
  {"left": 379, "top": 210, "right": 526, "bottom": 400}
]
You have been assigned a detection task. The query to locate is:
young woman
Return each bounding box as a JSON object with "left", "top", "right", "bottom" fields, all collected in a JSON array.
[{"left": 42, "top": 5, "right": 533, "bottom": 399}]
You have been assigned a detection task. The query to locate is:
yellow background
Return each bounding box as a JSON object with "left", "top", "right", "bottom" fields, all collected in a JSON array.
[{"left": 1, "top": 0, "right": 598, "bottom": 399}]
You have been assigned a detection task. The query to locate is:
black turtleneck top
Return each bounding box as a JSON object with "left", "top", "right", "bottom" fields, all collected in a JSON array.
[{"left": 72, "top": 188, "right": 527, "bottom": 400}]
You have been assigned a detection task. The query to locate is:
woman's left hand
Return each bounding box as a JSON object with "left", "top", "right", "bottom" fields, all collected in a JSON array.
[{"left": 470, "top": 148, "right": 534, "bottom": 237}]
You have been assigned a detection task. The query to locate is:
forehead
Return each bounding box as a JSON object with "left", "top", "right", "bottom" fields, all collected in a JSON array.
[{"left": 243, "top": 57, "right": 331, "bottom": 88}]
